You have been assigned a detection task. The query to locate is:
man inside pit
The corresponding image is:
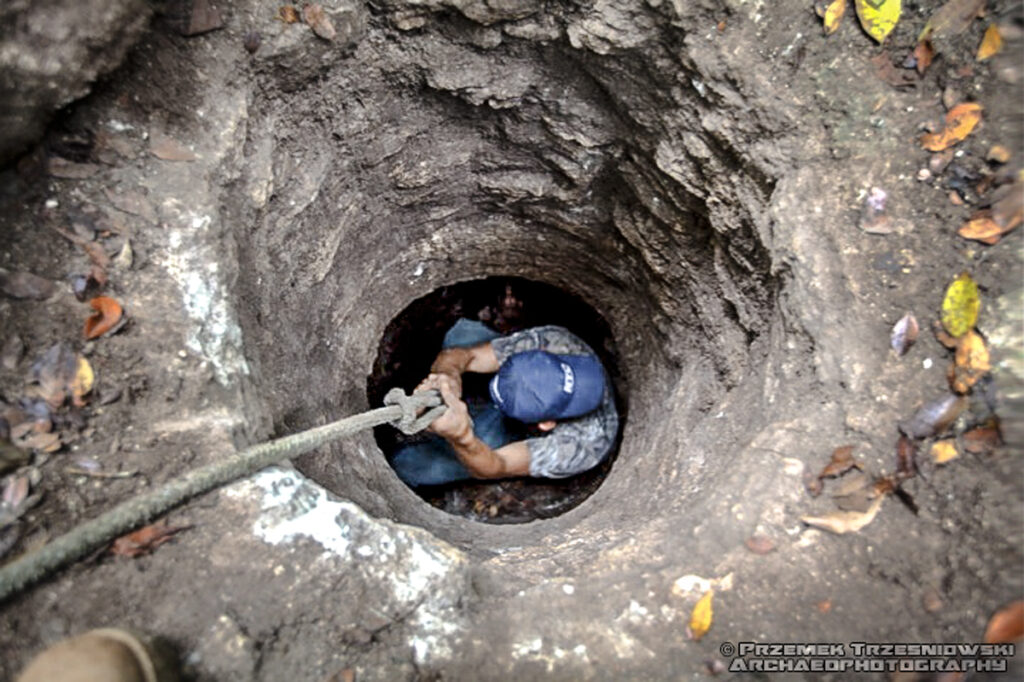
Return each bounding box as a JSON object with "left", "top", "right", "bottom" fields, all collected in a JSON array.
[{"left": 391, "top": 320, "right": 619, "bottom": 485}]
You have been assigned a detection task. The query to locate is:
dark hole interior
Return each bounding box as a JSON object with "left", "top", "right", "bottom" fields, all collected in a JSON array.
[{"left": 367, "top": 276, "right": 627, "bottom": 524}]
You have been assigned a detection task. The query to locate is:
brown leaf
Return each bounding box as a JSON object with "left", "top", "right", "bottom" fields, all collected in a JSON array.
[
  {"left": 920, "top": 0, "right": 987, "bottom": 42},
  {"left": 1, "top": 475, "right": 29, "bottom": 509},
  {"left": 0, "top": 270, "right": 56, "bottom": 300},
  {"left": 991, "top": 180, "right": 1024, "bottom": 231},
  {"left": 963, "top": 424, "right": 1001, "bottom": 454},
  {"left": 984, "top": 601, "right": 1024, "bottom": 644},
  {"left": 16, "top": 431, "right": 61, "bottom": 453},
  {"left": 110, "top": 519, "right": 191, "bottom": 558},
  {"left": 949, "top": 330, "right": 990, "bottom": 394},
  {"left": 896, "top": 434, "right": 917, "bottom": 479},
  {"left": 913, "top": 40, "right": 935, "bottom": 75},
  {"left": 921, "top": 103, "right": 983, "bottom": 151},
  {"left": 302, "top": 4, "right": 336, "bottom": 40},
  {"left": 279, "top": 5, "right": 300, "bottom": 22},
  {"left": 744, "top": 535, "right": 776, "bottom": 555},
  {"left": 890, "top": 312, "right": 919, "bottom": 356},
  {"left": 802, "top": 495, "right": 884, "bottom": 534},
  {"left": 84, "top": 296, "right": 124, "bottom": 340},
  {"left": 46, "top": 157, "right": 101, "bottom": 179},
  {"left": 977, "top": 24, "right": 1003, "bottom": 61},
  {"left": 830, "top": 471, "right": 876, "bottom": 512},
  {"left": 899, "top": 394, "right": 967, "bottom": 439},
  {"left": 820, "top": 445, "right": 858, "bottom": 478},
  {"left": 150, "top": 133, "right": 196, "bottom": 162}
]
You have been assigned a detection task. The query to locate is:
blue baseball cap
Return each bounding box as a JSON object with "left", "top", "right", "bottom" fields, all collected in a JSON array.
[{"left": 488, "top": 350, "right": 606, "bottom": 423}]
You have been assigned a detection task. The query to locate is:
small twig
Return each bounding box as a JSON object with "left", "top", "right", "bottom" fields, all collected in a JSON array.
[{"left": 64, "top": 467, "right": 138, "bottom": 479}]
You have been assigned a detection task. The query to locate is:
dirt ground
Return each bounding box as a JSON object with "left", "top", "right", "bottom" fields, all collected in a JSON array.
[{"left": 0, "top": 0, "right": 1022, "bottom": 679}]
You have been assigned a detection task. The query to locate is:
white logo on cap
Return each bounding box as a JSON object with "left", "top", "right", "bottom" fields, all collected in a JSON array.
[{"left": 561, "top": 363, "right": 574, "bottom": 393}]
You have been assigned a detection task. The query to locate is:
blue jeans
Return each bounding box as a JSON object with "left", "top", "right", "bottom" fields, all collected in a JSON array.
[{"left": 391, "top": 319, "right": 520, "bottom": 486}]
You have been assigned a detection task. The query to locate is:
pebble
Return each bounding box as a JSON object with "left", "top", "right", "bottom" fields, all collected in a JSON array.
[{"left": 917, "top": 168, "right": 932, "bottom": 182}]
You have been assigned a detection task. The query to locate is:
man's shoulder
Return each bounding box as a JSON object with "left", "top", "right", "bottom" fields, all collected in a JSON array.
[{"left": 492, "top": 326, "right": 592, "bottom": 360}]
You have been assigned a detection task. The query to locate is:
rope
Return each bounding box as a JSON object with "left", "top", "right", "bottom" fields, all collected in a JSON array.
[{"left": 0, "top": 390, "right": 443, "bottom": 603}]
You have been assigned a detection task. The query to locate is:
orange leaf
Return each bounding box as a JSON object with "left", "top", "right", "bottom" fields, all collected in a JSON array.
[
  {"left": 111, "top": 519, "right": 190, "bottom": 558},
  {"left": 977, "top": 24, "right": 1003, "bottom": 61},
  {"left": 949, "top": 330, "right": 990, "bottom": 394},
  {"left": 958, "top": 215, "right": 1003, "bottom": 243},
  {"left": 920, "top": 102, "right": 983, "bottom": 151},
  {"left": 913, "top": 40, "right": 934, "bottom": 75},
  {"left": 83, "top": 296, "right": 124, "bottom": 340},
  {"left": 984, "top": 601, "right": 1024, "bottom": 644}
]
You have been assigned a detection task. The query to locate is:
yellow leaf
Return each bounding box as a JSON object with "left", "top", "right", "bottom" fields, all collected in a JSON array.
[
  {"left": 950, "top": 330, "right": 991, "bottom": 393},
  {"left": 71, "top": 356, "right": 94, "bottom": 407},
  {"left": 920, "top": 102, "right": 983, "bottom": 151},
  {"left": 977, "top": 24, "right": 1003, "bottom": 61},
  {"left": 930, "top": 440, "right": 959, "bottom": 464},
  {"left": 855, "top": 0, "right": 901, "bottom": 43},
  {"left": 987, "top": 144, "right": 1011, "bottom": 164},
  {"left": 802, "top": 495, "right": 884, "bottom": 534},
  {"left": 689, "top": 590, "right": 714, "bottom": 641},
  {"left": 940, "top": 272, "right": 981, "bottom": 338},
  {"left": 824, "top": 0, "right": 847, "bottom": 35}
]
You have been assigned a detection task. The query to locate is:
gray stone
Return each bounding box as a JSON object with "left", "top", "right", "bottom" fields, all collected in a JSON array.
[{"left": 0, "top": 0, "right": 152, "bottom": 164}]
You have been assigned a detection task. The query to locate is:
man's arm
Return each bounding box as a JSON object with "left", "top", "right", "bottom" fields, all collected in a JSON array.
[
  {"left": 427, "top": 375, "right": 531, "bottom": 478},
  {"left": 428, "top": 343, "right": 500, "bottom": 396}
]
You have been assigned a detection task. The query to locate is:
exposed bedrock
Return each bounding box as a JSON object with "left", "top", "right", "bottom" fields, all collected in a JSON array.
[{"left": 0, "top": 0, "right": 153, "bottom": 164}]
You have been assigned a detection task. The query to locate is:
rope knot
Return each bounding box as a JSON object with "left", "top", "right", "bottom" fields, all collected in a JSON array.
[{"left": 383, "top": 388, "right": 446, "bottom": 435}]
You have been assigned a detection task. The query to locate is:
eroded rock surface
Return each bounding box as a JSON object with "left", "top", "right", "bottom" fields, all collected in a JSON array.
[{"left": 0, "top": 0, "right": 152, "bottom": 163}]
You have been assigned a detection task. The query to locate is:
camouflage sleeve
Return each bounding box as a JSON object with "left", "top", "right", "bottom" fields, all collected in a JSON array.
[{"left": 491, "top": 326, "right": 619, "bottom": 478}]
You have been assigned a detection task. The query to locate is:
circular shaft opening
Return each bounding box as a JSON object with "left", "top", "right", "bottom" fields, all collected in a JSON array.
[{"left": 367, "top": 276, "right": 626, "bottom": 523}]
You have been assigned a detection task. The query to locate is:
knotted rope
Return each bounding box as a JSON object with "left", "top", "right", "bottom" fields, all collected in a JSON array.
[{"left": 0, "top": 390, "right": 445, "bottom": 603}]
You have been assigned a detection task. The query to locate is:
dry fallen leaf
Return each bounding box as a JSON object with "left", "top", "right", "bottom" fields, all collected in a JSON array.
[
  {"left": 900, "top": 394, "right": 968, "bottom": 439},
  {"left": 949, "top": 330, "right": 990, "bottom": 394},
  {"left": 302, "top": 4, "right": 336, "bottom": 41},
  {"left": 802, "top": 495, "right": 884, "bottom": 534},
  {"left": 744, "top": 535, "right": 776, "bottom": 555},
  {"left": 977, "top": 24, "right": 1004, "bottom": 61},
  {"left": 958, "top": 214, "right": 1004, "bottom": 243},
  {"left": 933, "top": 320, "right": 959, "bottom": 349},
  {"left": 963, "top": 424, "right": 1001, "bottom": 454},
  {"left": 930, "top": 439, "right": 959, "bottom": 464},
  {"left": 855, "top": 0, "right": 901, "bottom": 43},
  {"left": 110, "top": 519, "right": 191, "bottom": 558},
  {"left": 821, "top": 445, "right": 858, "bottom": 479},
  {"left": 70, "top": 356, "right": 94, "bottom": 407},
  {"left": 984, "top": 601, "right": 1024, "bottom": 644},
  {"left": 940, "top": 271, "right": 980, "bottom": 338},
  {"left": 921, "top": 103, "right": 983, "bottom": 151},
  {"left": 913, "top": 40, "right": 934, "bottom": 75},
  {"left": 689, "top": 590, "right": 714, "bottom": 641},
  {"left": 920, "top": 0, "right": 986, "bottom": 42},
  {"left": 986, "top": 144, "right": 1011, "bottom": 164},
  {"left": 0, "top": 270, "right": 56, "bottom": 300},
  {"left": 279, "top": 5, "right": 300, "bottom": 22},
  {"left": 84, "top": 296, "right": 124, "bottom": 340},
  {"left": 891, "top": 312, "right": 919, "bottom": 356},
  {"left": 823, "top": 0, "right": 847, "bottom": 35}
]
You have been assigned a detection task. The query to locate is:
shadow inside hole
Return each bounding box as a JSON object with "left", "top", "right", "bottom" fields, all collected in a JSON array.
[{"left": 367, "top": 277, "right": 627, "bottom": 524}]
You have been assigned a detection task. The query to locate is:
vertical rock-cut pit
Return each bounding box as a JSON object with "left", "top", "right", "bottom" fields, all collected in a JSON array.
[{"left": 226, "top": 2, "right": 785, "bottom": 552}]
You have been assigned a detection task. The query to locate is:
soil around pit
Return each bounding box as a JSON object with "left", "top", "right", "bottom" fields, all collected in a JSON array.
[{"left": 0, "top": 0, "right": 1021, "bottom": 680}]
